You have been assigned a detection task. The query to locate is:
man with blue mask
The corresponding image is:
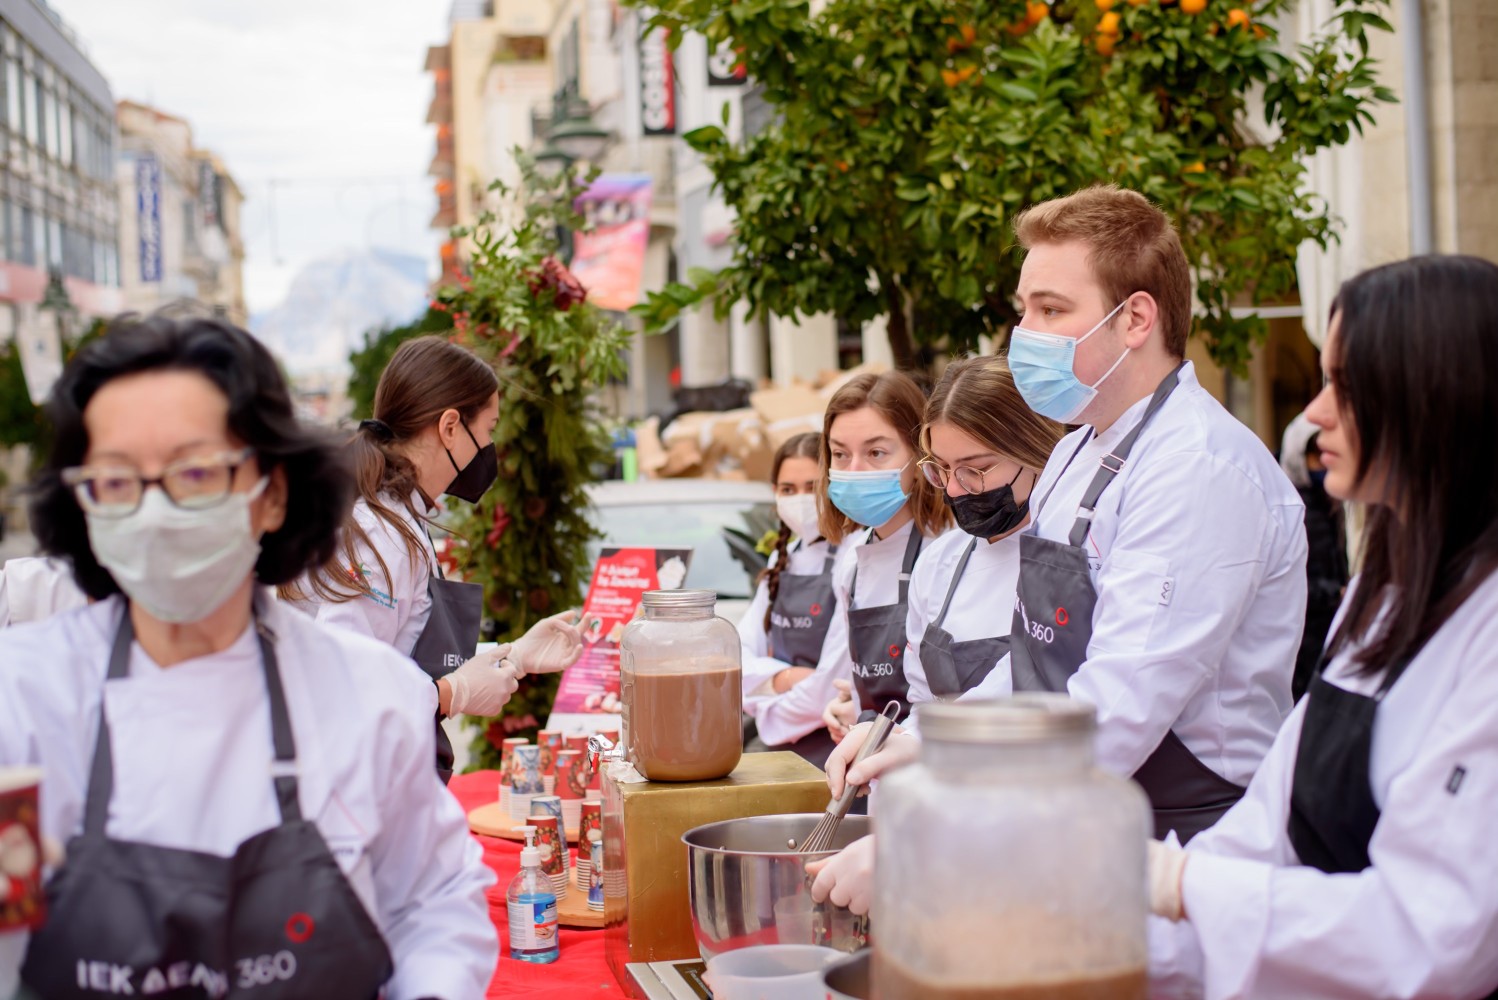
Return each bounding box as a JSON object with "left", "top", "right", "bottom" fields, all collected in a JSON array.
[
  {"left": 1001, "top": 186, "right": 1308, "bottom": 843},
  {"left": 823, "top": 187, "right": 1308, "bottom": 858}
]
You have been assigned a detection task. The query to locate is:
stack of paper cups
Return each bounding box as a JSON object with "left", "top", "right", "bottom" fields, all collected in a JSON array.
[
  {"left": 555, "top": 750, "right": 585, "bottom": 834},
  {"left": 537, "top": 730, "right": 563, "bottom": 796},
  {"left": 575, "top": 799, "right": 602, "bottom": 890},
  {"left": 528, "top": 814, "right": 568, "bottom": 898},
  {"left": 586, "top": 830, "right": 604, "bottom": 911},
  {"left": 508, "top": 745, "right": 544, "bottom": 823},
  {"left": 530, "top": 796, "right": 567, "bottom": 873},
  {"left": 498, "top": 738, "right": 528, "bottom": 815}
]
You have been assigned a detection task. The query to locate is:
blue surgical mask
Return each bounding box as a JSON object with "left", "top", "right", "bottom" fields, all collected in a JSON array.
[
  {"left": 1009, "top": 300, "right": 1130, "bottom": 423},
  {"left": 827, "top": 466, "right": 909, "bottom": 528}
]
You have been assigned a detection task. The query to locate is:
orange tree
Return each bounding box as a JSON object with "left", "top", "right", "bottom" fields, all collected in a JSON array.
[
  {"left": 433, "top": 162, "right": 632, "bottom": 768},
  {"left": 630, "top": 0, "right": 1393, "bottom": 371}
]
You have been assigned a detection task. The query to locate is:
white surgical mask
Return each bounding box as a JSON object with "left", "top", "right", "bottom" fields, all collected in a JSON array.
[
  {"left": 775, "top": 493, "right": 822, "bottom": 542},
  {"left": 86, "top": 478, "right": 269, "bottom": 624}
]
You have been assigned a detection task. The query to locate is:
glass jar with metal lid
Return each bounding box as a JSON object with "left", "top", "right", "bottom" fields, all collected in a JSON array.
[
  {"left": 618, "top": 589, "right": 742, "bottom": 782},
  {"left": 873, "top": 695, "right": 1150, "bottom": 1000}
]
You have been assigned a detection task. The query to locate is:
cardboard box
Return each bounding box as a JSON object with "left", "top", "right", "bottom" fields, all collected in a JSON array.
[{"left": 602, "top": 752, "right": 831, "bottom": 984}]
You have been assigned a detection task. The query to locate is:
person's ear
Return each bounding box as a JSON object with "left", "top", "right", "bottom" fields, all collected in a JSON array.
[
  {"left": 255, "top": 465, "right": 288, "bottom": 535},
  {"left": 1122, "top": 292, "right": 1160, "bottom": 351},
  {"left": 437, "top": 407, "right": 463, "bottom": 449}
]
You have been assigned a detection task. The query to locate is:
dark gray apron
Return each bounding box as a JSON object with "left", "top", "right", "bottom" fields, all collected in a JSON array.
[
  {"left": 847, "top": 526, "right": 924, "bottom": 724},
  {"left": 409, "top": 534, "right": 483, "bottom": 784},
  {"left": 21, "top": 607, "right": 394, "bottom": 998},
  {"left": 767, "top": 541, "right": 839, "bottom": 667},
  {"left": 1009, "top": 365, "right": 1246, "bottom": 843},
  {"left": 919, "top": 538, "right": 1011, "bottom": 697}
]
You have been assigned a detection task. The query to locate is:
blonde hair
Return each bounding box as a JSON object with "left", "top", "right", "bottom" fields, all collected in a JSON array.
[
  {"left": 923, "top": 355, "right": 1064, "bottom": 473},
  {"left": 1014, "top": 185, "right": 1193, "bottom": 358},
  {"left": 818, "top": 371, "right": 952, "bottom": 543}
]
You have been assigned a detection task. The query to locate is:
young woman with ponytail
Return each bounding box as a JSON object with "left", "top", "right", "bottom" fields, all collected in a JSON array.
[
  {"left": 285, "top": 336, "right": 582, "bottom": 781},
  {"left": 737, "top": 433, "right": 839, "bottom": 705}
]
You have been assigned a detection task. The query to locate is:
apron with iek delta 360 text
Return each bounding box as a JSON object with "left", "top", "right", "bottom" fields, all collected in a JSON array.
[
  {"left": 1008, "top": 365, "right": 1246, "bottom": 843},
  {"left": 767, "top": 541, "right": 839, "bottom": 667},
  {"left": 21, "top": 607, "right": 394, "bottom": 999},
  {"left": 409, "top": 536, "right": 483, "bottom": 783},
  {"left": 919, "top": 537, "right": 1011, "bottom": 698},
  {"left": 846, "top": 527, "right": 924, "bottom": 725}
]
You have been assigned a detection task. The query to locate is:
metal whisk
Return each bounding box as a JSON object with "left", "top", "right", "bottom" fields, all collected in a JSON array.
[{"left": 797, "top": 700, "right": 903, "bottom": 854}]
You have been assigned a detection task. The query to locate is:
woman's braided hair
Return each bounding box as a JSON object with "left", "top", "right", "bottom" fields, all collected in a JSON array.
[{"left": 761, "top": 432, "right": 823, "bottom": 634}]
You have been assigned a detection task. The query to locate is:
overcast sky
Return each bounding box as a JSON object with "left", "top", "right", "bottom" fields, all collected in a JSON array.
[{"left": 45, "top": 0, "right": 450, "bottom": 315}]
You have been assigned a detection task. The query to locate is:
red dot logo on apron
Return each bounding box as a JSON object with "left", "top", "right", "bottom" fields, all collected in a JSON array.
[
  {"left": 809, "top": 603, "right": 823, "bottom": 617},
  {"left": 285, "top": 912, "right": 315, "bottom": 943},
  {"left": 1055, "top": 607, "right": 1069, "bottom": 627},
  {"left": 889, "top": 644, "right": 902, "bottom": 658}
]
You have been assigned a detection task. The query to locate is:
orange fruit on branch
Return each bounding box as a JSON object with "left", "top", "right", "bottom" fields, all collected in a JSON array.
[
  {"left": 1180, "top": 0, "right": 1208, "bottom": 12},
  {"left": 1226, "top": 7, "right": 1250, "bottom": 28},
  {"left": 1099, "top": 11, "right": 1121, "bottom": 34},
  {"left": 1027, "top": 2, "right": 1051, "bottom": 25}
]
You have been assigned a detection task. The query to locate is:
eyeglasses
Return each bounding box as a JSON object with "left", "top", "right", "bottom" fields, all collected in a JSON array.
[
  {"left": 918, "top": 456, "right": 1018, "bottom": 496},
  {"left": 62, "top": 448, "right": 257, "bottom": 518}
]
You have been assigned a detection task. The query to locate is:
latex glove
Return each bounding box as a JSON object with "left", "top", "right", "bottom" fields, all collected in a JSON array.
[
  {"left": 825, "top": 723, "right": 917, "bottom": 800},
  {"left": 805, "top": 834, "right": 877, "bottom": 916},
  {"left": 1148, "top": 839, "right": 1189, "bottom": 921},
  {"left": 445, "top": 648, "right": 522, "bottom": 717},
  {"left": 511, "top": 609, "right": 585, "bottom": 675},
  {"left": 823, "top": 679, "right": 860, "bottom": 741}
]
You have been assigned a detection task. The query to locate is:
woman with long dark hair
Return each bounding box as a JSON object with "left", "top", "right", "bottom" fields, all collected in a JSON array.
[
  {"left": 0, "top": 316, "right": 496, "bottom": 998},
  {"left": 1148, "top": 256, "right": 1498, "bottom": 998},
  {"left": 286, "top": 336, "right": 582, "bottom": 781}
]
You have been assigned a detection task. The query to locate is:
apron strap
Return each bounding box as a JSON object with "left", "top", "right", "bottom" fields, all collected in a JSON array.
[
  {"left": 930, "top": 538, "right": 978, "bottom": 631},
  {"left": 84, "top": 600, "right": 303, "bottom": 838},
  {"left": 848, "top": 526, "right": 924, "bottom": 605},
  {"left": 1065, "top": 363, "right": 1186, "bottom": 549},
  {"left": 822, "top": 541, "right": 839, "bottom": 571},
  {"left": 1035, "top": 431, "right": 1094, "bottom": 517}
]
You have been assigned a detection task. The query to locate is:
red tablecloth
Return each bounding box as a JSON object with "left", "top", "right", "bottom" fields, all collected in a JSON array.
[{"left": 449, "top": 771, "right": 629, "bottom": 1000}]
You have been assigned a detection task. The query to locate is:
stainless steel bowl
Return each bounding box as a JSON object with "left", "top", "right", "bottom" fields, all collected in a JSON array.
[
  {"left": 824, "top": 949, "right": 872, "bottom": 1000},
  {"left": 682, "top": 813, "right": 872, "bottom": 961}
]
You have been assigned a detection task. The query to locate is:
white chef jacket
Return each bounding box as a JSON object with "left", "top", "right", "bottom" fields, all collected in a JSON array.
[
  {"left": 1017, "top": 362, "right": 1305, "bottom": 786},
  {"left": 738, "top": 536, "right": 841, "bottom": 700},
  {"left": 1148, "top": 573, "right": 1498, "bottom": 999},
  {"left": 287, "top": 492, "right": 437, "bottom": 655},
  {"left": 0, "top": 595, "right": 497, "bottom": 1000},
  {"left": 902, "top": 527, "right": 1023, "bottom": 707},
  {"left": 0, "top": 556, "right": 88, "bottom": 628},
  {"left": 753, "top": 522, "right": 951, "bottom": 745}
]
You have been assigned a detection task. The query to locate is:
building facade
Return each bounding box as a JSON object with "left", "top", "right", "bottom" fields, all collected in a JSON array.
[
  {"left": 114, "top": 100, "right": 247, "bottom": 326},
  {"left": 0, "top": 0, "right": 119, "bottom": 403}
]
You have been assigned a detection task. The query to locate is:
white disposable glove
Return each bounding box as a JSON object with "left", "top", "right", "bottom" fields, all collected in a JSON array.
[
  {"left": 510, "top": 609, "right": 585, "bottom": 675},
  {"left": 1148, "top": 839, "right": 1189, "bottom": 921},
  {"left": 825, "top": 722, "right": 917, "bottom": 800},
  {"left": 805, "top": 834, "right": 877, "bottom": 916},
  {"left": 445, "top": 647, "right": 523, "bottom": 717},
  {"left": 822, "top": 679, "right": 860, "bottom": 741}
]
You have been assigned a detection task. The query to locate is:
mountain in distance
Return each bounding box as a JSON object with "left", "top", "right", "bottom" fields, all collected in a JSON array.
[{"left": 251, "top": 248, "right": 431, "bottom": 377}]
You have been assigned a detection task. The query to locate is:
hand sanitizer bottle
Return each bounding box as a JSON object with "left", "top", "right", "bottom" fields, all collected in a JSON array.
[{"left": 507, "top": 825, "right": 560, "bottom": 964}]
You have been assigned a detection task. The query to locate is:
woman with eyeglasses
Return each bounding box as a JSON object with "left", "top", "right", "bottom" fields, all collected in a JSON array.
[
  {"left": 0, "top": 316, "right": 496, "bottom": 999},
  {"left": 284, "top": 336, "right": 582, "bottom": 782}
]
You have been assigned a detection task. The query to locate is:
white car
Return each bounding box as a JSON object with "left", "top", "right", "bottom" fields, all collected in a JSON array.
[{"left": 584, "top": 479, "right": 776, "bottom": 624}]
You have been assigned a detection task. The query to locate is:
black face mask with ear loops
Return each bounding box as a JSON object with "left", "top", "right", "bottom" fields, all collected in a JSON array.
[
  {"left": 445, "top": 422, "right": 498, "bottom": 503},
  {"left": 943, "top": 466, "right": 1031, "bottom": 538}
]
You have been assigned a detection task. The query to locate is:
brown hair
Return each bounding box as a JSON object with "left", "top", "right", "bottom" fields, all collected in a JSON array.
[
  {"left": 285, "top": 336, "right": 499, "bottom": 604},
  {"left": 817, "top": 371, "right": 951, "bottom": 544},
  {"left": 923, "top": 355, "right": 1064, "bottom": 475},
  {"left": 760, "top": 431, "right": 823, "bottom": 633},
  {"left": 1013, "top": 185, "right": 1193, "bottom": 358}
]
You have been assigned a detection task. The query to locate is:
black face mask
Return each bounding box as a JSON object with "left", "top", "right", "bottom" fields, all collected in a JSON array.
[
  {"left": 943, "top": 467, "right": 1030, "bottom": 539},
  {"left": 445, "top": 422, "right": 498, "bottom": 504}
]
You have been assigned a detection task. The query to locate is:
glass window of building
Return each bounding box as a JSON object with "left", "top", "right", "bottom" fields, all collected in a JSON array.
[
  {"left": 20, "top": 50, "right": 35, "bottom": 146},
  {"left": 40, "top": 65, "right": 56, "bottom": 158},
  {"left": 47, "top": 215, "right": 61, "bottom": 268},
  {"left": 58, "top": 91, "right": 72, "bottom": 166},
  {"left": 0, "top": 197, "right": 9, "bottom": 262}
]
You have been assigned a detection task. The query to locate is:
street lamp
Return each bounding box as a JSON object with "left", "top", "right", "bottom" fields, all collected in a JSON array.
[
  {"left": 533, "top": 144, "right": 574, "bottom": 180},
  {"left": 549, "top": 113, "right": 611, "bottom": 163}
]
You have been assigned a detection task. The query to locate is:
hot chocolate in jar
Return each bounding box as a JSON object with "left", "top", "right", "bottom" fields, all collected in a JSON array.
[
  {"left": 618, "top": 589, "right": 742, "bottom": 782},
  {"left": 873, "top": 697, "right": 1151, "bottom": 1000}
]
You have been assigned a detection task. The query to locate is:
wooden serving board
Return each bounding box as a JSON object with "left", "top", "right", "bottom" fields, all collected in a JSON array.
[
  {"left": 468, "top": 802, "right": 582, "bottom": 843},
  {"left": 555, "top": 880, "right": 606, "bottom": 929}
]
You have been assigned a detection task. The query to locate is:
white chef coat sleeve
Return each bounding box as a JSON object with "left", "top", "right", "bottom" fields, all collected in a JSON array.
[
  {"left": 305, "top": 519, "right": 429, "bottom": 650},
  {"left": 750, "top": 543, "right": 857, "bottom": 746},
  {"left": 368, "top": 666, "right": 497, "bottom": 999},
  {"left": 1070, "top": 449, "right": 1297, "bottom": 776},
  {"left": 0, "top": 557, "right": 88, "bottom": 628},
  {"left": 1173, "top": 657, "right": 1498, "bottom": 998},
  {"left": 738, "top": 564, "right": 787, "bottom": 699}
]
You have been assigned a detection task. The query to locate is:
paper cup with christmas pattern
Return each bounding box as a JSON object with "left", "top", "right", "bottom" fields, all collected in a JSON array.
[
  {"left": 508, "top": 745, "right": 544, "bottom": 820},
  {"left": 527, "top": 814, "right": 569, "bottom": 897},
  {"left": 537, "top": 730, "right": 563, "bottom": 794},
  {"left": 586, "top": 829, "right": 604, "bottom": 911},
  {"left": 0, "top": 766, "right": 45, "bottom": 931},
  {"left": 530, "top": 796, "right": 567, "bottom": 868},
  {"left": 498, "top": 738, "right": 529, "bottom": 813},
  {"left": 564, "top": 733, "right": 594, "bottom": 788},
  {"left": 555, "top": 750, "right": 586, "bottom": 834},
  {"left": 592, "top": 728, "right": 619, "bottom": 790}
]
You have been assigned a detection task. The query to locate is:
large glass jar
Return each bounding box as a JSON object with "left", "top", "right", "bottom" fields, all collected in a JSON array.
[
  {"left": 618, "top": 589, "right": 742, "bottom": 782},
  {"left": 873, "top": 696, "right": 1150, "bottom": 1000}
]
